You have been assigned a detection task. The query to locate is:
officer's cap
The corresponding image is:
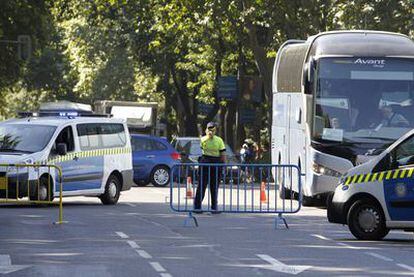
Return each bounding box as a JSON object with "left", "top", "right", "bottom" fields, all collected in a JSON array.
[{"left": 207, "top": 122, "right": 217, "bottom": 129}]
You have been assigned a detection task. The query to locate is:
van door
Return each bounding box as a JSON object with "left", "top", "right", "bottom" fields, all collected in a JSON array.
[
  {"left": 49, "top": 125, "right": 78, "bottom": 193},
  {"left": 74, "top": 123, "right": 105, "bottom": 191},
  {"left": 384, "top": 135, "right": 414, "bottom": 221}
]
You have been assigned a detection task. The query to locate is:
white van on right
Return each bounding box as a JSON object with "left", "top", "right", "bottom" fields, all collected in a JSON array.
[{"left": 328, "top": 128, "right": 414, "bottom": 240}]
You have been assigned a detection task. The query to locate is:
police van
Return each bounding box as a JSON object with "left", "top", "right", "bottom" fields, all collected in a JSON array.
[
  {"left": 328, "top": 129, "right": 414, "bottom": 240},
  {"left": 0, "top": 109, "right": 133, "bottom": 205}
]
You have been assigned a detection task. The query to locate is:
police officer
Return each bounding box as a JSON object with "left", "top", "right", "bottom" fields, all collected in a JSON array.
[{"left": 194, "top": 122, "right": 226, "bottom": 213}]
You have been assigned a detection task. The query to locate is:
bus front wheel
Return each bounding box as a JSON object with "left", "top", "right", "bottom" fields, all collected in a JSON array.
[{"left": 347, "top": 199, "right": 389, "bottom": 240}]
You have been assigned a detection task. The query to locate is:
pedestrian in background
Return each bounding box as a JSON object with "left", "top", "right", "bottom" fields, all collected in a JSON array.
[
  {"left": 239, "top": 143, "right": 251, "bottom": 164},
  {"left": 244, "top": 138, "right": 258, "bottom": 163},
  {"left": 194, "top": 122, "right": 226, "bottom": 214}
]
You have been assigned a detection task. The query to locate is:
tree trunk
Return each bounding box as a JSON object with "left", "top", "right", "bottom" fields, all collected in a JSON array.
[
  {"left": 170, "top": 65, "right": 198, "bottom": 136},
  {"left": 202, "top": 59, "right": 222, "bottom": 130},
  {"left": 225, "top": 101, "right": 237, "bottom": 150},
  {"left": 244, "top": 21, "right": 274, "bottom": 145}
]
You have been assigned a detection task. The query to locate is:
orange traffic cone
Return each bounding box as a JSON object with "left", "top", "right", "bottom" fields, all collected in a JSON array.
[
  {"left": 260, "top": 181, "right": 267, "bottom": 203},
  {"left": 186, "top": 176, "right": 193, "bottom": 199}
]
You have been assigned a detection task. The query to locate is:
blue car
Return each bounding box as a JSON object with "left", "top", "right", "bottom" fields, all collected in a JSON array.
[{"left": 131, "top": 134, "right": 181, "bottom": 187}]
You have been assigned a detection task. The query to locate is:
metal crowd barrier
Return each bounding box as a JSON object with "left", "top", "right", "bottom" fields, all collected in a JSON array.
[
  {"left": 170, "top": 163, "right": 302, "bottom": 228},
  {"left": 0, "top": 164, "right": 64, "bottom": 224}
]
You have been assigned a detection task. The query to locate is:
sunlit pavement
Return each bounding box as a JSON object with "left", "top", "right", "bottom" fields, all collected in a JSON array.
[{"left": 1, "top": 186, "right": 414, "bottom": 277}]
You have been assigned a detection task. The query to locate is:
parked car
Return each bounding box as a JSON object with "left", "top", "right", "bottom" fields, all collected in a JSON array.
[
  {"left": 170, "top": 137, "right": 240, "bottom": 182},
  {"left": 131, "top": 134, "right": 180, "bottom": 187},
  {"left": 171, "top": 137, "right": 239, "bottom": 163}
]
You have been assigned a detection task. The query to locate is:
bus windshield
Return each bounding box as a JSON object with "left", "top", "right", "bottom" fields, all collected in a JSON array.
[
  {"left": 0, "top": 124, "right": 56, "bottom": 153},
  {"left": 313, "top": 57, "right": 414, "bottom": 145}
]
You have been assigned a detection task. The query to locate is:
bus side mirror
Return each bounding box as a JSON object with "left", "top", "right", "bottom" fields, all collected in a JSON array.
[{"left": 303, "top": 59, "right": 315, "bottom": 94}]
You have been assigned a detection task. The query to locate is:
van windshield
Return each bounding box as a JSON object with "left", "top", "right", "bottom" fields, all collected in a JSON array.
[{"left": 0, "top": 124, "right": 56, "bottom": 153}]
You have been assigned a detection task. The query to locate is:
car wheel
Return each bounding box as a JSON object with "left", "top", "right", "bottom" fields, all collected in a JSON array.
[
  {"left": 151, "top": 166, "right": 170, "bottom": 187},
  {"left": 347, "top": 199, "right": 389, "bottom": 240},
  {"left": 29, "top": 176, "right": 53, "bottom": 202},
  {"left": 100, "top": 175, "right": 121, "bottom": 205}
]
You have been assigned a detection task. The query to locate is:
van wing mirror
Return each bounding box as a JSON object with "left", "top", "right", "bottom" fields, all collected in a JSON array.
[
  {"left": 390, "top": 151, "right": 399, "bottom": 169},
  {"left": 56, "top": 143, "right": 67, "bottom": 156},
  {"left": 374, "top": 153, "right": 393, "bottom": 172}
]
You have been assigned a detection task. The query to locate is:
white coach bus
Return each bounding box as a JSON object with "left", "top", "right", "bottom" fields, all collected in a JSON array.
[{"left": 271, "top": 30, "right": 414, "bottom": 205}]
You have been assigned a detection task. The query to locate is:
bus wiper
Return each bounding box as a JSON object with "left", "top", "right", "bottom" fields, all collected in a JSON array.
[
  {"left": 313, "top": 139, "right": 358, "bottom": 146},
  {"left": 352, "top": 136, "right": 394, "bottom": 142}
]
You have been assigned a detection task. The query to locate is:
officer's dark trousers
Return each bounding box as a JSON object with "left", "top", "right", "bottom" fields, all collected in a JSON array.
[{"left": 194, "top": 156, "right": 222, "bottom": 210}]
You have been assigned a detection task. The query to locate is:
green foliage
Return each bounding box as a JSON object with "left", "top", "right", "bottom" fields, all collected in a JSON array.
[{"left": 0, "top": 0, "right": 412, "bottom": 137}]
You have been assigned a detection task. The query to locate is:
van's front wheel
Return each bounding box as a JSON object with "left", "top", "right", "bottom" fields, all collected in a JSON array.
[
  {"left": 347, "top": 199, "right": 389, "bottom": 240},
  {"left": 29, "top": 176, "right": 53, "bottom": 202},
  {"left": 100, "top": 175, "right": 121, "bottom": 205}
]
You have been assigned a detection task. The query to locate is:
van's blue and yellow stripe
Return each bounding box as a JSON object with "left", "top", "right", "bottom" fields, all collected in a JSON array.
[
  {"left": 343, "top": 168, "right": 414, "bottom": 186},
  {"left": 35, "top": 147, "right": 131, "bottom": 165}
]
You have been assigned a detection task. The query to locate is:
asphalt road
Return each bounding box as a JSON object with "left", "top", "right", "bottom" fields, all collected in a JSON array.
[{"left": 1, "top": 186, "right": 414, "bottom": 276}]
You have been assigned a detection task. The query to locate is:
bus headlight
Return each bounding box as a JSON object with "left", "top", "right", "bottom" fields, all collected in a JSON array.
[{"left": 312, "top": 162, "right": 342, "bottom": 178}]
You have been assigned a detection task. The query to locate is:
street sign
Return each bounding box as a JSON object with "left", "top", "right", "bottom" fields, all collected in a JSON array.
[
  {"left": 198, "top": 103, "right": 215, "bottom": 115},
  {"left": 240, "top": 76, "right": 262, "bottom": 103},
  {"left": 239, "top": 107, "right": 256, "bottom": 124},
  {"left": 218, "top": 76, "right": 238, "bottom": 100}
]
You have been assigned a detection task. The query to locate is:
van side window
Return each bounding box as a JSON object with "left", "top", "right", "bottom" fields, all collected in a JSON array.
[
  {"left": 77, "top": 124, "right": 100, "bottom": 150},
  {"left": 393, "top": 135, "right": 414, "bottom": 167},
  {"left": 101, "top": 124, "right": 126, "bottom": 148},
  {"left": 77, "top": 123, "right": 126, "bottom": 150},
  {"left": 53, "top": 126, "right": 75, "bottom": 154}
]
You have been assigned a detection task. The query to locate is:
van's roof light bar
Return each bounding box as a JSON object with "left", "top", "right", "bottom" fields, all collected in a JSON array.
[{"left": 17, "top": 111, "right": 111, "bottom": 118}]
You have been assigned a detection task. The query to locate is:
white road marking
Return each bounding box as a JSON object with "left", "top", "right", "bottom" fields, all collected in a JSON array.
[
  {"left": 126, "top": 240, "right": 140, "bottom": 249},
  {"left": 252, "top": 254, "right": 312, "bottom": 275},
  {"left": 0, "top": 255, "right": 11, "bottom": 266},
  {"left": 150, "top": 262, "right": 166, "bottom": 272},
  {"left": 114, "top": 232, "right": 172, "bottom": 276},
  {"left": 336, "top": 242, "right": 363, "bottom": 250},
  {"left": 136, "top": 250, "right": 152, "bottom": 259},
  {"left": 365, "top": 252, "right": 393, "bottom": 262},
  {"left": 397, "top": 263, "right": 414, "bottom": 272},
  {"left": 0, "top": 255, "right": 30, "bottom": 274},
  {"left": 115, "top": 232, "right": 129, "bottom": 239},
  {"left": 311, "top": 234, "right": 331, "bottom": 241},
  {"left": 125, "top": 203, "right": 136, "bottom": 207}
]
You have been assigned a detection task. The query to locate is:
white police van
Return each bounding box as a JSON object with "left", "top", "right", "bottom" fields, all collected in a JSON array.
[
  {"left": 0, "top": 109, "right": 133, "bottom": 205},
  {"left": 328, "top": 129, "right": 414, "bottom": 240}
]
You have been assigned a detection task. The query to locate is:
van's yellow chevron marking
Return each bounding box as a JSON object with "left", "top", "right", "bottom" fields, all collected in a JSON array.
[
  {"left": 44, "top": 147, "right": 131, "bottom": 164},
  {"left": 344, "top": 168, "right": 414, "bottom": 185}
]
